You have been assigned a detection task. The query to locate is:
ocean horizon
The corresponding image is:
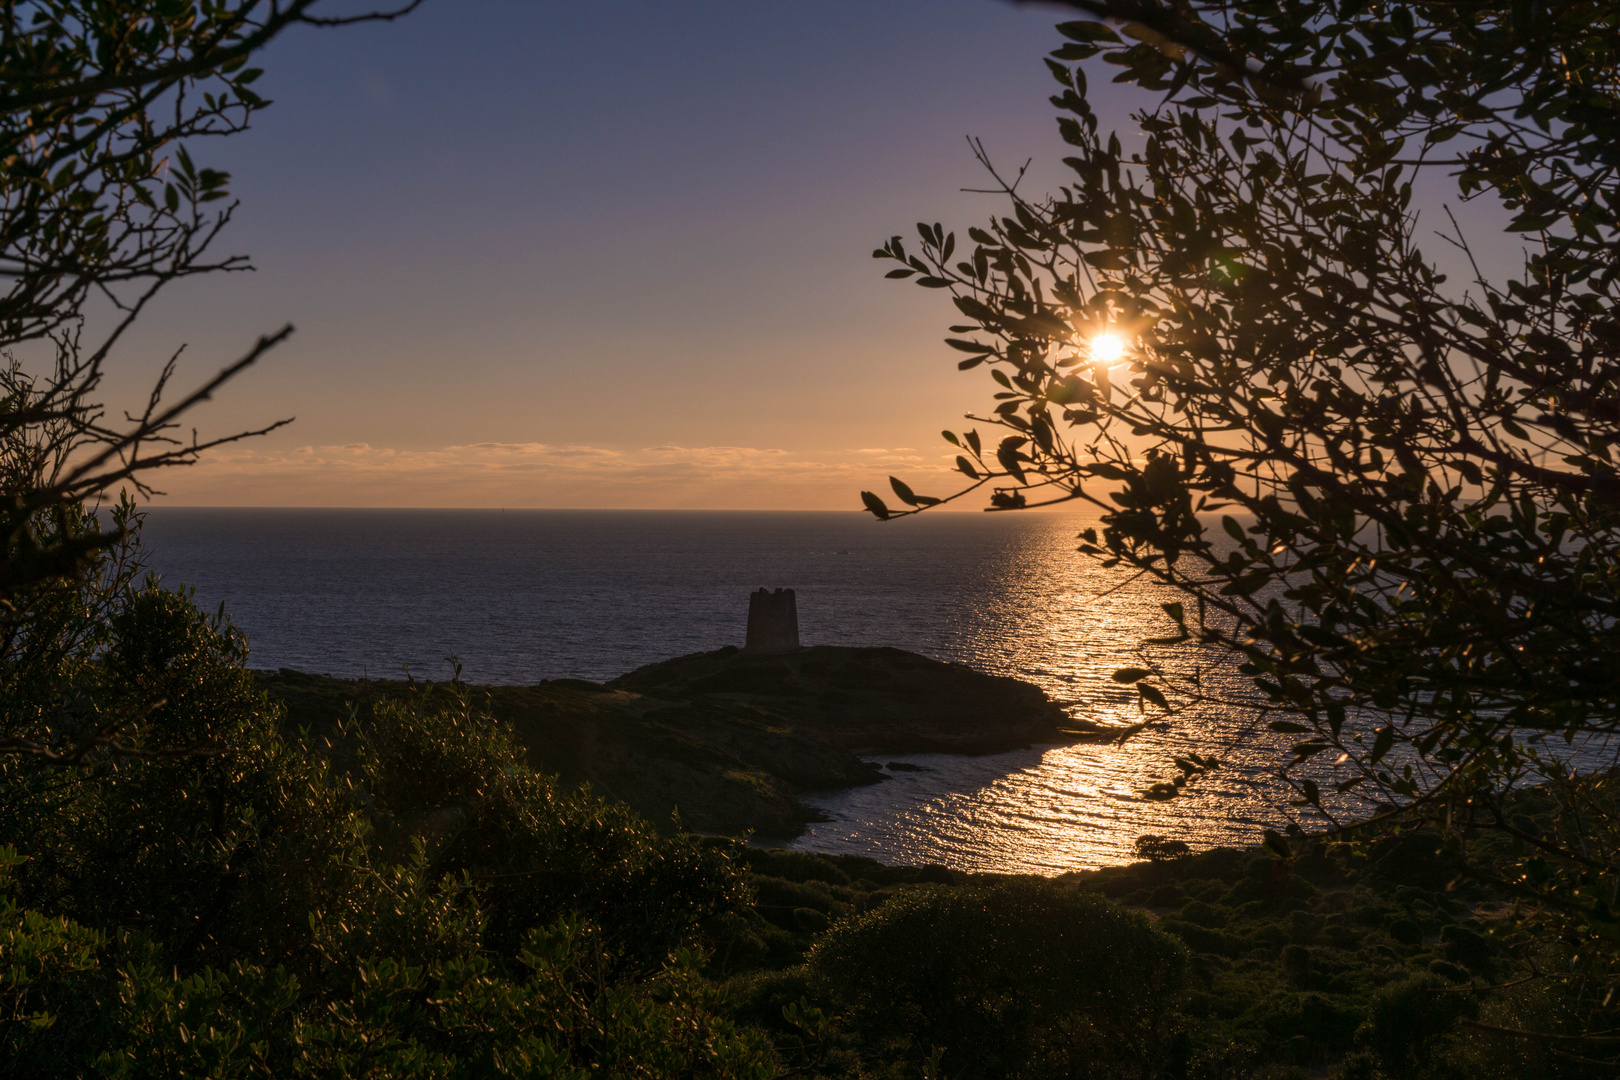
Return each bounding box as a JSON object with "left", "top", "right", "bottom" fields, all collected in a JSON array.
[{"left": 137, "top": 506, "right": 1290, "bottom": 872}]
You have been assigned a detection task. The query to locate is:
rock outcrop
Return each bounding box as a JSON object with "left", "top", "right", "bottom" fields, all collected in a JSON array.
[
  {"left": 261, "top": 645, "right": 1112, "bottom": 840},
  {"left": 609, "top": 645, "right": 1086, "bottom": 755}
]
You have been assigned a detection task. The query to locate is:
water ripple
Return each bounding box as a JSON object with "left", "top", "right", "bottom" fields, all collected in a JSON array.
[{"left": 143, "top": 507, "right": 1297, "bottom": 873}]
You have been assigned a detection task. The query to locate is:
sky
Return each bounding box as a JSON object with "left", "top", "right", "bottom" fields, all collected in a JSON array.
[
  {"left": 111, "top": 0, "right": 1111, "bottom": 509},
  {"left": 110, "top": 0, "right": 1521, "bottom": 511}
]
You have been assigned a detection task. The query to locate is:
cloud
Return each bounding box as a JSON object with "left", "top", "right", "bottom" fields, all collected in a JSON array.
[{"left": 149, "top": 440, "right": 964, "bottom": 510}]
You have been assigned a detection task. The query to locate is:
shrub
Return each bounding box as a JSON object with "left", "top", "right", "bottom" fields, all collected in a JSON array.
[
  {"left": 1136, "top": 835, "right": 1192, "bottom": 862},
  {"left": 0, "top": 581, "right": 356, "bottom": 969},
  {"left": 1356, "top": 972, "right": 1473, "bottom": 1076},
  {"left": 349, "top": 690, "right": 750, "bottom": 968},
  {"left": 0, "top": 568, "right": 763, "bottom": 1074},
  {"left": 805, "top": 878, "right": 1186, "bottom": 1079},
  {"left": 1, "top": 872, "right": 777, "bottom": 1080}
]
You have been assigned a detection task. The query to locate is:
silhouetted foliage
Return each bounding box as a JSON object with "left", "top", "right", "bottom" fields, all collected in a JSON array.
[
  {"left": 0, "top": 1, "right": 420, "bottom": 607},
  {"left": 0, "top": 575, "right": 771, "bottom": 1077},
  {"left": 871, "top": 1, "right": 1620, "bottom": 1060},
  {"left": 349, "top": 688, "right": 752, "bottom": 968},
  {"left": 805, "top": 878, "right": 1186, "bottom": 1079},
  {"left": 1136, "top": 833, "right": 1193, "bottom": 862}
]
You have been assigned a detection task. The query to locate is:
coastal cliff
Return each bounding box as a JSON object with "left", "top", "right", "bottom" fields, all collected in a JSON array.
[{"left": 261, "top": 644, "right": 1110, "bottom": 838}]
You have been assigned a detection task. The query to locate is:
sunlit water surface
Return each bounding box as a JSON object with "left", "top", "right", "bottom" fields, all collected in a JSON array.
[{"left": 142, "top": 508, "right": 1304, "bottom": 873}]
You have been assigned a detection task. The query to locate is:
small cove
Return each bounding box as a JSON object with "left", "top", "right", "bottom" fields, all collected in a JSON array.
[
  {"left": 792, "top": 745, "right": 1287, "bottom": 873},
  {"left": 142, "top": 507, "right": 1296, "bottom": 871}
]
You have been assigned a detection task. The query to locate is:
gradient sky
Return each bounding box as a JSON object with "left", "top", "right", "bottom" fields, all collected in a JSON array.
[
  {"left": 104, "top": 0, "right": 1090, "bottom": 508},
  {"left": 113, "top": 0, "right": 1518, "bottom": 509}
]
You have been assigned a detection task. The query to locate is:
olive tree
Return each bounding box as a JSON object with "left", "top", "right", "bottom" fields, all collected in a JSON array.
[
  {"left": 0, "top": 1, "right": 421, "bottom": 762},
  {"left": 869, "top": 0, "right": 1620, "bottom": 1051},
  {"left": 0, "top": 0, "right": 421, "bottom": 601}
]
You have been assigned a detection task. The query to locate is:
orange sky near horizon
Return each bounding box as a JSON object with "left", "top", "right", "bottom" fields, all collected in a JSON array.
[
  {"left": 113, "top": 1, "right": 1523, "bottom": 512},
  {"left": 154, "top": 441, "right": 964, "bottom": 510},
  {"left": 103, "top": 2, "right": 1108, "bottom": 512}
]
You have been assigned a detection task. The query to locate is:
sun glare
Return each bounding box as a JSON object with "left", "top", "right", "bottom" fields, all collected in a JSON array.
[{"left": 1089, "top": 332, "right": 1126, "bottom": 364}]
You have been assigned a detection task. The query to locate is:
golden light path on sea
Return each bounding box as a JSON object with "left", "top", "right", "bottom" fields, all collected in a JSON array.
[{"left": 789, "top": 512, "right": 1294, "bottom": 875}]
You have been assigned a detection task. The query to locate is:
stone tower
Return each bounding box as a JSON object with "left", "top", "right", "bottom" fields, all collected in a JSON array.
[{"left": 745, "top": 587, "right": 799, "bottom": 653}]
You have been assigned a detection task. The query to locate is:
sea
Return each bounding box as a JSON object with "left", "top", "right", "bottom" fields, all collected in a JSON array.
[{"left": 138, "top": 507, "right": 1300, "bottom": 874}]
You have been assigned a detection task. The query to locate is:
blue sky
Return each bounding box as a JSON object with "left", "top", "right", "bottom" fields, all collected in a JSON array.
[
  {"left": 109, "top": 0, "right": 1093, "bottom": 507},
  {"left": 110, "top": 1, "right": 1088, "bottom": 508},
  {"left": 115, "top": 1, "right": 1517, "bottom": 508}
]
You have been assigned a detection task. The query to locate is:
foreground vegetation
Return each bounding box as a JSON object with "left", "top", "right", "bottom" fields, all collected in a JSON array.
[
  {"left": 1, "top": 539, "right": 1610, "bottom": 1078},
  {"left": 729, "top": 831, "right": 1592, "bottom": 1080},
  {"left": 0, "top": 552, "right": 760, "bottom": 1076}
]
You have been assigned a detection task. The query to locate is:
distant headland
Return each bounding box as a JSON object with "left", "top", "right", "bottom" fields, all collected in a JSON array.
[{"left": 262, "top": 586, "right": 1116, "bottom": 838}]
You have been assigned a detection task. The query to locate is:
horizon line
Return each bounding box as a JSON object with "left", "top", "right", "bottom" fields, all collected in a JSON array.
[{"left": 136, "top": 504, "right": 1000, "bottom": 513}]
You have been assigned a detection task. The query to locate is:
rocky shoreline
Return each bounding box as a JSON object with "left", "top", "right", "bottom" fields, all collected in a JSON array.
[{"left": 261, "top": 644, "right": 1115, "bottom": 838}]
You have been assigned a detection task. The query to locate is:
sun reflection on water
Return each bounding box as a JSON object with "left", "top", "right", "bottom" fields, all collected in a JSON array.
[{"left": 790, "top": 511, "right": 1293, "bottom": 874}]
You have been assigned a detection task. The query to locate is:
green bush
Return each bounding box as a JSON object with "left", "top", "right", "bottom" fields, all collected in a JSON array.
[
  {"left": 1356, "top": 972, "right": 1473, "bottom": 1077},
  {"left": 0, "top": 566, "right": 768, "bottom": 1076},
  {"left": 350, "top": 691, "right": 750, "bottom": 968},
  {"left": 804, "top": 878, "right": 1187, "bottom": 1080},
  {"left": 0, "top": 580, "right": 357, "bottom": 969},
  {"left": 0, "top": 849, "right": 111, "bottom": 1078},
  {"left": 0, "top": 861, "right": 776, "bottom": 1080}
]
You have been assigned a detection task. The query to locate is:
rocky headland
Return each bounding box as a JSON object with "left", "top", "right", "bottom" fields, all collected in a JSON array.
[{"left": 261, "top": 644, "right": 1112, "bottom": 838}]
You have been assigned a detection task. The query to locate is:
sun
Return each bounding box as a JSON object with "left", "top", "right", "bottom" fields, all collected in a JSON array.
[{"left": 1089, "top": 332, "right": 1126, "bottom": 364}]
